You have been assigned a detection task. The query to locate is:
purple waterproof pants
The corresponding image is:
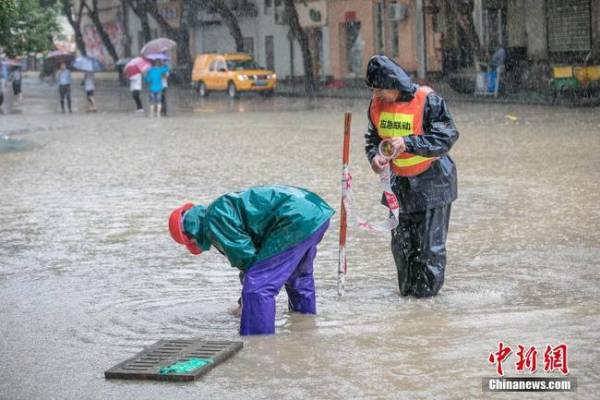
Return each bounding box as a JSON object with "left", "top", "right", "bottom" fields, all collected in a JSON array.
[{"left": 240, "top": 220, "right": 329, "bottom": 335}]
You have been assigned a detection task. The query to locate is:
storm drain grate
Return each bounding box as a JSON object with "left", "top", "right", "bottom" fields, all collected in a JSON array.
[{"left": 105, "top": 339, "right": 243, "bottom": 382}]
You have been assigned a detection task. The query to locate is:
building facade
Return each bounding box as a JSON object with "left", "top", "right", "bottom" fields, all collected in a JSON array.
[
  {"left": 191, "top": 0, "right": 331, "bottom": 81},
  {"left": 76, "top": 0, "right": 600, "bottom": 84}
]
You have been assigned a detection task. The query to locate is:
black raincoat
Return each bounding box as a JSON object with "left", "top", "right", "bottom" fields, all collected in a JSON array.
[{"left": 364, "top": 55, "right": 459, "bottom": 297}]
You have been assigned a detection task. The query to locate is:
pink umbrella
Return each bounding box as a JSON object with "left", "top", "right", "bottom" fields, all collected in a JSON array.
[
  {"left": 123, "top": 57, "right": 151, "bottom": 78},
  {"left": 140, "top": 38, "right": 176, "bottom": 56}
]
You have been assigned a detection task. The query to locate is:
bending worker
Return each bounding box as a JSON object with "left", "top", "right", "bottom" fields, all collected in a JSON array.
[
  {"left": 364, "top": 55, "right": 459, "bottom": 298},
  {"left": 168, "top": 185, "right": 334, "bottom": 335}
]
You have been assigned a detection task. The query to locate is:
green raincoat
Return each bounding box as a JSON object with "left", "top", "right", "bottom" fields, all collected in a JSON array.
[{"left": 182, "top": 185, "right": 334, "bottom": 270}]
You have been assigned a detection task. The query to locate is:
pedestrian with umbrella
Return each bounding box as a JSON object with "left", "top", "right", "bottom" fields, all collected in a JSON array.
[
  {"left": 6, "top": 61, "right": 23, "bottom": 103},
  {"left": 46, "top": 50, "right": 75, "bottom": 113},
  {"left": 140, "top": 38, "right": 175, "bottom": 117},
  {"left": 130, "top": 72, "right": 144, "bottom": 113},
  {"left": 146, "top": 53, "right": 170, "bottom": 116},
  {"left": 160, "top": 59, "right": 169, "bottom": 116},
  {"left": 73, "top": 56, "right": 104, "bottom": 112},
  {"left": 82, "top": 71, "right": 97, "bottom": 112},
  {"left": 56, "top": 62, "right": 72, "bottom": 113},
  {"left": 123, "top": 57, "right": 151, "bottom": 113},
  {"left": 144, "top": 59, "right": 169, "bottom": 118},
  {"left": 44, "top": 50, "right": 74, "bottom": 79}
]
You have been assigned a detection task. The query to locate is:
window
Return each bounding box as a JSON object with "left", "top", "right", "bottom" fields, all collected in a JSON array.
[
  {"left": 216, "top": 60, "right": 227, "bottom": 71},
  {"left": 265, "top": 35, "right": 274, "bottom": 71},
  {"left": 226, "top": 59, "right": 259, "bottom": 70},
  {"left": 547, "top": 0, "right": 592, "bottom": 53},
  {"left": 345, "top": 21, "right": 363, "bottom": 76},
  {"left": 264, "top": 0, "right": 272, "bottom": 14},
  {"left": 243, "top": 37, "right": 255, "bottom": 57}
]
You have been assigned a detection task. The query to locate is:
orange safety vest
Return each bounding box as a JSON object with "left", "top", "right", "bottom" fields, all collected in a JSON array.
[{"left": 369, "top": 86, "right": 438, "bottom": 177}]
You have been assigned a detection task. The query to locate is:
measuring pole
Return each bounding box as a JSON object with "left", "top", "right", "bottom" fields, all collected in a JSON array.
[{"left": 338, "top": 112, "right": 352, "bottom": 297}]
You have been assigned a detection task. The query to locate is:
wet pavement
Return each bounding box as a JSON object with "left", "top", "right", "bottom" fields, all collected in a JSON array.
[{"left": 1, "top": 78, "right": 599, "bottom": 399}]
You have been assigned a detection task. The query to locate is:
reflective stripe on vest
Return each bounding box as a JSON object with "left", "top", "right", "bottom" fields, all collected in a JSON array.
[{"left": 370, "top": 86, "right": 438, "bottom": 177}]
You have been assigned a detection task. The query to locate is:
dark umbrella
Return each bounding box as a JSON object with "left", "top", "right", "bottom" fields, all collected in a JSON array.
[
  {"left": 47, "top": 50, "right": 75, "bottom": 62},
  {"left": 43, "top": 50, "right": 75, "bottom": 75}
]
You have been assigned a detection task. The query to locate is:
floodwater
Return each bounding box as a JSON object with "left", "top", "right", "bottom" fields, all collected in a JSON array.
[{"left": 1, "top": 79, "right": 599, "bottom": 400}]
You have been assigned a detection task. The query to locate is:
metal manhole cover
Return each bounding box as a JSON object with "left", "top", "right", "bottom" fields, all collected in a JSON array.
[{"left": 105, "top": 339, "right": 243, "bottom": 382}]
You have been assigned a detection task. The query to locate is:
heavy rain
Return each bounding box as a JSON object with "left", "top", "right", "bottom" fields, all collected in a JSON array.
[{"left": 1, "top": 1, "right": 599, "bottom": 399}]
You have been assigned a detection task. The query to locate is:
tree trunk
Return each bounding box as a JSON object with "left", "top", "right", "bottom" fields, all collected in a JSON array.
[
  {"left": 145, "top": 0, "right": 192, "bottom": 81},
  {"left": 208, "top": 0, "right": 244, "bottom": 52},
  {"left": 120, "top": 0, "right": 132, "bottom": 57},
  {"left": 283, "top": 0, "right": 315, "bottom": 97},
  {"left": 177, "top": 0, "right": 193, "bottom": 80},
  {"left": 83, "top": 0, "right": 120, "bottom": 64},
  {"left": 448, "top": 0, "right": 483, "bottom": 70},
  {"left": 61, "top": 0, "right": 87, "bottom": 56},
  {"left": 126, "top": 0, "right": 152, "bottom": 44}
]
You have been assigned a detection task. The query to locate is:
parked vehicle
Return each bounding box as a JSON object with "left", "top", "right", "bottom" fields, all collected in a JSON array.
[
  {"left": 549, "top": 65, "right": 600, "bottom": 104},
  {"left": 191, "top": 53, "right": 277, "bottom": 98}
]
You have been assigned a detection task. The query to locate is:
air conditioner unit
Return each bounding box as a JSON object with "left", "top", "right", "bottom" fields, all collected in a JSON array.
[{"left": 388, "top": 3, "right": 408, "bottom": 21}]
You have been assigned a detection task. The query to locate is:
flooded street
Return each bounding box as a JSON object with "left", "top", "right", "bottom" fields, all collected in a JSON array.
[{"left": 1, "top": 80, "right": 599, "bottom": 399}]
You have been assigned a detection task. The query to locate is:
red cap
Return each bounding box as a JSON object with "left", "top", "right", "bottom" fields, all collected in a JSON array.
[{"left": 168, "top": 203, "right": 202, "bottom": 255}]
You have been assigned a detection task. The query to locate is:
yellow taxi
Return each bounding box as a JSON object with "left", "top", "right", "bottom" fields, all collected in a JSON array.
[{"left": 191, "top": 53, "right": 277, "bottom": 98}]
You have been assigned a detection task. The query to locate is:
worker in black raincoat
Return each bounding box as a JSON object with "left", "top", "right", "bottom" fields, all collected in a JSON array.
[{"left": 364, "top": 55, "right": 459, "bottom": 298}]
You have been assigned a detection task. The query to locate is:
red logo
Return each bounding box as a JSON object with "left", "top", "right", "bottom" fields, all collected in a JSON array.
[
  {"left": 488, "top": 342, "right": 569, "bottom": 376},
  {"left": 488, "top": 342, "right": 512, "bottom": 376},
  {"left": 515, "top": 345, "right": 538, "bottom": 373},
  {"left": 544, "top": 344, "right": 569, "bottom": 375}
]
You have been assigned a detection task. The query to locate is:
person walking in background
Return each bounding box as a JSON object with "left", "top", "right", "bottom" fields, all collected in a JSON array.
[
  {"left": 364, "top": 55, "right": 459, "bottom": 298},
  {"left": 9, "top": 67, "right": 22, "bottom": 103},
  {"left": 83, "top": 71, "right": 96, "bottom": 112},
  {"left": 56, "top": 62, "right": 72, "bottom": 113},
  {"left": 144, "top": 60, "right": 169, "bottom": 117},
  {"left": 129, "top": 72, "right": 144, "bottom": 113},
  {"left": 0, "top": 71, "right": 5, "bottom": 111},
  {"left": 160, "top": 60, "right": 169, "bottom": 116}
]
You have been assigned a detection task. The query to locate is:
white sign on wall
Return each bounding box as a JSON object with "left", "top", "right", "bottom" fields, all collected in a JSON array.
[{"left": 296, "top": 0, "right": 327, "bottom": 28}]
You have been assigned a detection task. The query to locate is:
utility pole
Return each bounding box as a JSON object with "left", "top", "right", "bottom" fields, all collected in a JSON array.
[
  {"left": 415, "top": 0, "right": 426, "bottom": 79},
  {"left": 382, "top": 0, "right": 388, "bottom": 55}
]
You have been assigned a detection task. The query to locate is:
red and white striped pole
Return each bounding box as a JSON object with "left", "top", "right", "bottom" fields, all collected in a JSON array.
[{"left": 338, "top": 112, "right": 352, "bottom": 297}]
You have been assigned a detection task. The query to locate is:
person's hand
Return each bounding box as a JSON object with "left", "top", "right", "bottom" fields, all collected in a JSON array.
[
  {"left": 391, "top": 137, "right": 406, "bottom": 154},
  {"left": 371, "top": 154, "right": 389, "bottom": 173},
  {"left": 227, "top": 303, "right": 242, "bottom": 317}
]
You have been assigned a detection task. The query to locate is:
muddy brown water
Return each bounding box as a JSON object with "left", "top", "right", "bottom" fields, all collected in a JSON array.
[{"left": 0, "top": 80, "right": 599, "bottom": 399}]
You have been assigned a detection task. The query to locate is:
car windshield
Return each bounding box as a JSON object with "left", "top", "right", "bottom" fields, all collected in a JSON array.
[{"left": 226, "top": 59, "right": 260, "bottom": 70}]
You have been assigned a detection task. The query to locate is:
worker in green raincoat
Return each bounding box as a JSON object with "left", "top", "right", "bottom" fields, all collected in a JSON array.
[{"left": 169, "top": 185, "right": 334, "bottom": 335}]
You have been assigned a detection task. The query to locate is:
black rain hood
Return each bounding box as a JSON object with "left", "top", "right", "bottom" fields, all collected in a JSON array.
[{"left": 366, "top": 55, "right": 417, "bottom": 100}]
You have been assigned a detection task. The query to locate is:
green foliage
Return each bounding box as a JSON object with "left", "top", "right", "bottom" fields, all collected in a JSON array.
[
  {"left": 0, "top": 1, "right": 18, "bottom": 43},
  {"left": 1, "top": 0, "right": 61, "bottom": 57}
]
